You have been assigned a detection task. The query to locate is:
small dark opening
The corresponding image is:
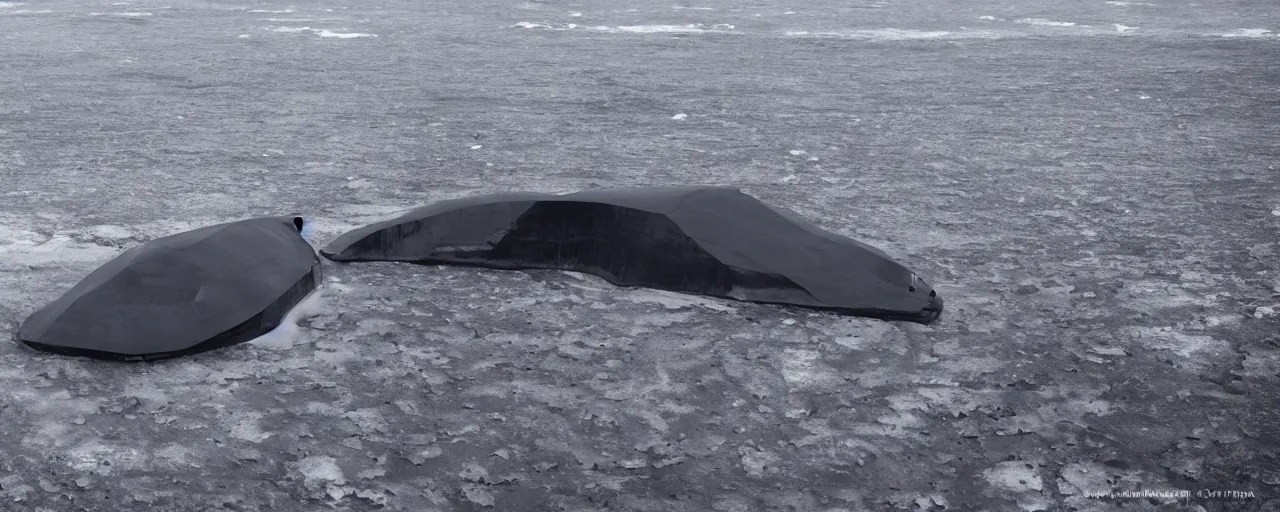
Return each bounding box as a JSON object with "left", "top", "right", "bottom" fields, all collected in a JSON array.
[
  {"left": 292, "top": 217, "right": 305, "bottom": 232},
  {"left": 908, "top": 286, "right": 916, "bottom": 292},
  {"left": 929, "top": 290, "right": 937, "bottom": 297}
]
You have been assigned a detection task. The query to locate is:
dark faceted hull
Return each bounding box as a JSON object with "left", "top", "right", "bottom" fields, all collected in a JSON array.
[
  {"left": 18, "top": 216, "right": 323, "bottom": 360},
  {"left": 323, "top": 187, "right": 944, "bottom": 323}
]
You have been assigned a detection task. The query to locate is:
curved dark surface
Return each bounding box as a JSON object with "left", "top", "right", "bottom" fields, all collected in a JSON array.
[
  {"left": 323, "top": 186, "right": 943, "bottom": 323},
  {"left": 17, "top": 216, "right": 323, "bottom": 361}
]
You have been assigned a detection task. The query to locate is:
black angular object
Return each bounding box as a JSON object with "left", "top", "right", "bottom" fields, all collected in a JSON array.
[
  {"left": 17, "top": 216, "right": 323, "bottom": 361},
  {"left": 322, "top": 186, "right": 943, "bottom": 323}
]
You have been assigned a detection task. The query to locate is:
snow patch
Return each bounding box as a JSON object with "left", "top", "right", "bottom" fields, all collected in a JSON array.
[
  {"left": 296, "top": 456, "right": 346, "bottom": 486},
  {"left": 0, "top": 224, "right": 121, "bottom": 272},
  {"left": 317, "top": 29, "right": 375, "bottom": 38},
  {"left": 1114, "top": 24, "right": 1138, "bottom": 32},
  {"left": 785, "top": 29, "right": 993, "bottom": 40},
  {"left": 671, "top": 113, "right": 688, "bottom": 120},
  {"left": 983, "top": 461, "right": 1044, "bottom": 492},
  {"left": 85, "top": 224, "right": 134, "bottom": 241},
  {"left": 1016, "top": 18, "right": 1076, "bottom": 27},
  {"left": 269, "top": 26, "right": 376, "bottom": 38},
  {"left": 1124, "top": 327, "right": 1230, "bottom": 363},
  {"left": 778, "top": 348, "right": 841, "bottom": 387},
  {"left": 514, "top": 22, "right": 735, "bottom": 34},
  {"left": 247, "top": 286, "right": 332, "bottom": 350},
  {"left": 1220, "top": 29, "right": 1275, "bottom": 38},
  {"left": 229, "top": 414, "right": 271, "bottom": 442},
  {"left": 617, "top": 288, "right": 738, "bottom": 313},
  {"left": 615, "top": 24, "right": 734, "bottom": 33}
]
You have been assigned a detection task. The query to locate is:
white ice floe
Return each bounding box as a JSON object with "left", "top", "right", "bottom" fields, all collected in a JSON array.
[
  {"left": 976, "top": 15, "right": 999, "bottom": 21},
  {"left": 983, "top": 461, "right": 1044, "bottom": 493},
  {"left": 470, "top": 144, "right": 483, "bottom": 149},
  {"left": 1016, "top": 18, "right": 1076, "bottom": 27},
  {"left": 296, "top": 456, "right": 346, "bottom": 486},
  {"left": 785, "top": 29, "right": 991, "bottom": 40},
  {"left": 317, "top": 29, "right": 374, "bottom": 38},
  {"left": 247, "top": 285, "right": 332, "bottom": 350},
  {"left": 1270, "top": 207, "right": 1280, "bottom": 216},
  {"left": 617, "top": 288, "right": 737, "bottom": 313},
  {"left": 614, "top": 24, "right": 734, "bottom": 33},
  {"left": 270, "top": 26, "right": 376, "bottom": 38},
  {"left": 1220, "top": 28, "right": 1275, "bottom": 38},
  {"left": 671, "top": 113, "right": 688, "bottom": 120},
  {"left": 789, "top": 149, "right": 806, "bottom": 155},
  {"left": 1114, "top": 24, "right": 1138, "bottom": 32},
  {"left": 514, "top": 22, "right": 735, "bottom": 34},
  {"left": 0, "top": 224, "right": 122, "bottom": 272}
]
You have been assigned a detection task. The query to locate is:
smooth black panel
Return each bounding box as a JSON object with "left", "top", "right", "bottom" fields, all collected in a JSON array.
[
  {"left": 322, "top": 187, "right": 943, "bottom": 323},
  {"left": 17, "top": 216, "right": 323, "bottom": 361}
]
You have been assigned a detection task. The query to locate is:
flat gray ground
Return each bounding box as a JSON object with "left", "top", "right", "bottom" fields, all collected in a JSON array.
[{"left": 1, "top": 0, "right": 1278, "bottom": 510}]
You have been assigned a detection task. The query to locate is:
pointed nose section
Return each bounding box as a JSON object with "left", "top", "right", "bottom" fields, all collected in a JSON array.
[{"left": 922, "top": 294, "right": 944, "bottom": 323}]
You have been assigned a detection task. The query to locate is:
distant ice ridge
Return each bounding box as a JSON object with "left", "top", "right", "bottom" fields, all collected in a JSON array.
[
  {"left": 513, "top": 21, "right": 735, "bottom": 34},
  {"left": 1219, "top": 28, "right": 1275, "bottom": 38},
  {"left": 1015, "top": 18, "right": 1077, "bottom": 27},
  {"left": 615, "top": 24, "right": 734, "bottom": 33},
  {"left": 785, "top": 29, "right": 997, "bottom": 40},
  {"left": 269, "top": 26, "right": 376, "bottom": 38}
]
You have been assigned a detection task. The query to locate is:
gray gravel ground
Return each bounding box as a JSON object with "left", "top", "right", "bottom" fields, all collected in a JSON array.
[{"left": 1, "top": 0, "right": 1279, "bottom": 510}]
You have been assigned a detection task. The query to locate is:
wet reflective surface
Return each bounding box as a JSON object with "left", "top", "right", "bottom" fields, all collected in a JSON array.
[
  {"left": 18, "top": 216, "right": 322, "bottom": 361},
  {"left": 324, "top": 186, "right": 943, "bottom": 323}
]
